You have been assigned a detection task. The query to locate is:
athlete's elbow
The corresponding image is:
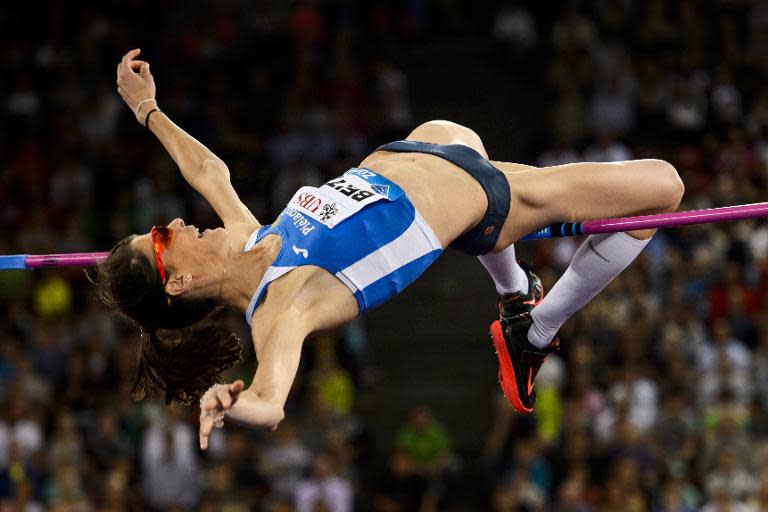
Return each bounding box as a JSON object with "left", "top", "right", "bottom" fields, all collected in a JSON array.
[
  {"left": 201, "top": 158, "right": 231, "bottom": 181},
  {"left": 265, "top": 407, "right": 285, "bottom": 430}
]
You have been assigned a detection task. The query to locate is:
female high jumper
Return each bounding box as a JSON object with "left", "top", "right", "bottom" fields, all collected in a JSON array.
[{"left": 98, "top": 49, "right": 684, "bottom": 449}]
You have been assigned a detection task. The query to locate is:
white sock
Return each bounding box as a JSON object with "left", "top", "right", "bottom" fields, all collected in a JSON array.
[
  {"left": 528, "top": 232, "right": 651, "bottom": 348},
  {"left": 478, "top": 244, "right": 529, "bottom": 295}
]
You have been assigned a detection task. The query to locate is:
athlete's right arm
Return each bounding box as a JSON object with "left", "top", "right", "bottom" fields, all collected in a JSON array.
[
  {"left": 198, "top": 306, "right": 309, "bottom": 449},
  {"left": 115, "top": 49, "right": 259, "bottom": 230}
]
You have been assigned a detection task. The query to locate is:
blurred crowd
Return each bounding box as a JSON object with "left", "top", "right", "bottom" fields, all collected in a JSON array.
[{"left": 2, "top": 0, "right": 768, "bottom": 510}]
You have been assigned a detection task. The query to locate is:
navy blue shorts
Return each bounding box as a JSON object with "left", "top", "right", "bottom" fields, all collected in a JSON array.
[{"left": 375, "top": 140, "right": 511, "bottom": 256}]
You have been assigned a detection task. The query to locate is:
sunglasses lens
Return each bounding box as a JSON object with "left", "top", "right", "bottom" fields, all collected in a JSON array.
[
  {"left": 150, "top": 226, "right": 171, "bottom": 284},
  {"left": 151, "top": 226, "right": 172, "bottom": 246}
]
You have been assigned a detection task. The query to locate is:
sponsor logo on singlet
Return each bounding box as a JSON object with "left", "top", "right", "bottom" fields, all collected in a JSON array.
[
  {"left": 293, "top": 192, "right": 324, "bottom": 213},
  {"left": 283, "top": 207, "right": 316, "bottom": 236},
  {"left": 371, "top": 184, "right": 390, "bottom": 195},
  {"left": 286, "top": 173, "right": 390, "bottom": 229},
  {"left": 320, "top": 203, "right": 338, "bottom": 221}
]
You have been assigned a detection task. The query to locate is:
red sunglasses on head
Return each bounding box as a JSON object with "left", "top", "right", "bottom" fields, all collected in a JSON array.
[{"left": 150, "top": 225, "right": 173, "bottom": 283}]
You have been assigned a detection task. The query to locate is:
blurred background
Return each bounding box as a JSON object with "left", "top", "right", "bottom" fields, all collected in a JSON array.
[{"left": 2, "top": 0, "right": 768, "bottom": 510}]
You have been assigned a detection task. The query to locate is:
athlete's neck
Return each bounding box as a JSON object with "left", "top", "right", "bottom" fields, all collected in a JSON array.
[{"left": 220, "top": 234, "right": 282, "bottom": 314}]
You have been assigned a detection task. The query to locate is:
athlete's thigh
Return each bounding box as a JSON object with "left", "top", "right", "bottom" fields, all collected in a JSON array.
[
  {"left": 494, "top": 160, "right": 684, "bottom": 246},
  {"left": 405, "top": 120, "right": 490, "bottom": 158}
]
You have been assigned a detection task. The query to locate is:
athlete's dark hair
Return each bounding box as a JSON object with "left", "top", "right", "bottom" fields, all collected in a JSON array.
[{"left": 91, "top": 235, "right": 242, "bottom": 405}]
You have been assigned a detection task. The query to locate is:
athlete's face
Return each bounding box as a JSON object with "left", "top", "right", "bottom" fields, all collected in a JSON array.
[{"left": 131, "top": 218, "right": 229, "bottom": 297}]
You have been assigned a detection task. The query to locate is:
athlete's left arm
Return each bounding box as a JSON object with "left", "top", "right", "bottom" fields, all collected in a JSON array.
[
  {"left": 116, "top": 48, "right": 260, "bottom": 233},
  {"left": 198, "top": 310, "right": 307, "bottom": 449}
]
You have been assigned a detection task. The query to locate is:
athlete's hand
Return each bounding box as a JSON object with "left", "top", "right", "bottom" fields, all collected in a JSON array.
[
  {"left": 115, "top": 48, "right": 157, "bottom": 123},
  {"left": 198, "top": 379, "right": 245, "bottom": 450}
]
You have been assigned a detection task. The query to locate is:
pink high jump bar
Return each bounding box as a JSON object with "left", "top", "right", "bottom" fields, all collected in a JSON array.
[
  {"left": 0, "top": 252, "right": 111, "bottom": 270},
  {"left": 2, "top": 202, "right": 768, "bottom": 269},
  {"left": 520, "top": 201, "right": 768, "bottom": 240}
]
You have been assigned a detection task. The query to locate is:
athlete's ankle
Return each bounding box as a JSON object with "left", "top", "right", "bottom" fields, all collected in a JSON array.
[
  {"left": 527, "top": 313, "right": 556, "bottom": 348},
  {"left": 496, "top": 274, "right": 529, "bottom": 296}
]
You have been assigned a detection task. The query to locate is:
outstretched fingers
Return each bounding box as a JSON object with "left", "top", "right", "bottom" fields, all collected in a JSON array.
[
  {"left": 198, "top": 381, "right": 245, "bottom": 450},
  {"left": 199, "top": 413, "right": 214, "bottom": 450},
  {"left": 199, "top": 394, "right": 223, "bottom": 451}
]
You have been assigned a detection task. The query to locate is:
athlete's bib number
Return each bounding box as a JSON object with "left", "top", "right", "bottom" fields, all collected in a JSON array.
[{"left": 287, "top": 174, "right": 389, "bottom": 228}]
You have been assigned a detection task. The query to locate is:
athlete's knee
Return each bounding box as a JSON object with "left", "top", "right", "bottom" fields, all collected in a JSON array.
[{"left": 648, "top": 159, "right": 685, "bottom": 211}]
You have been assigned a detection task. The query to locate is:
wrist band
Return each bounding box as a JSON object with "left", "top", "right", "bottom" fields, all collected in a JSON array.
[
  {"left": 134, "top": 98, "right": 156, "bottom": 118},
  {"left": 145, "top": 108, "right": 160, "bottom": 129}
]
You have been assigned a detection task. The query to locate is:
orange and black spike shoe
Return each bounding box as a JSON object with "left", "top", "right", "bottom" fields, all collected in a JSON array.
[
  {"left": 490, "top": 313, "right": 559, "bottom": 413},
  {"left": 497, "top": 262, "right": 544, "bottom": 320}
]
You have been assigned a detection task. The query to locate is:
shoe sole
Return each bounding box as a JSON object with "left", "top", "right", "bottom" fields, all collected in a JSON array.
[{"left": 490, "top": 320, "right": 533, "bottom": 414}]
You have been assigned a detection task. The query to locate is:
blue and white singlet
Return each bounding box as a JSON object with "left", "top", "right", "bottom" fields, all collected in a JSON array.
[{"left": 243, "top": 168, "right": 443, "bottom": 324}]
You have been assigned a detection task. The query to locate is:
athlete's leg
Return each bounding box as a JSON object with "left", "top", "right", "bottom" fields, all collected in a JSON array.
[
  {"left": 492, "top": 159, "right": 684, "bottom": 244},
  {"left": 396, "top": 125, "right": 685, "bottom": 245},
  {"left": 493, "top": 159, "right": 683, "bottom": 347},
  {"left": 527, "top": 231, "right": 650, "bottom": 347},
  {"left": 488, "top": 158, "right": 683, "bottom": 413},
  {"left": 477, "top": 244, "right": 528, "bottom": 294}
]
